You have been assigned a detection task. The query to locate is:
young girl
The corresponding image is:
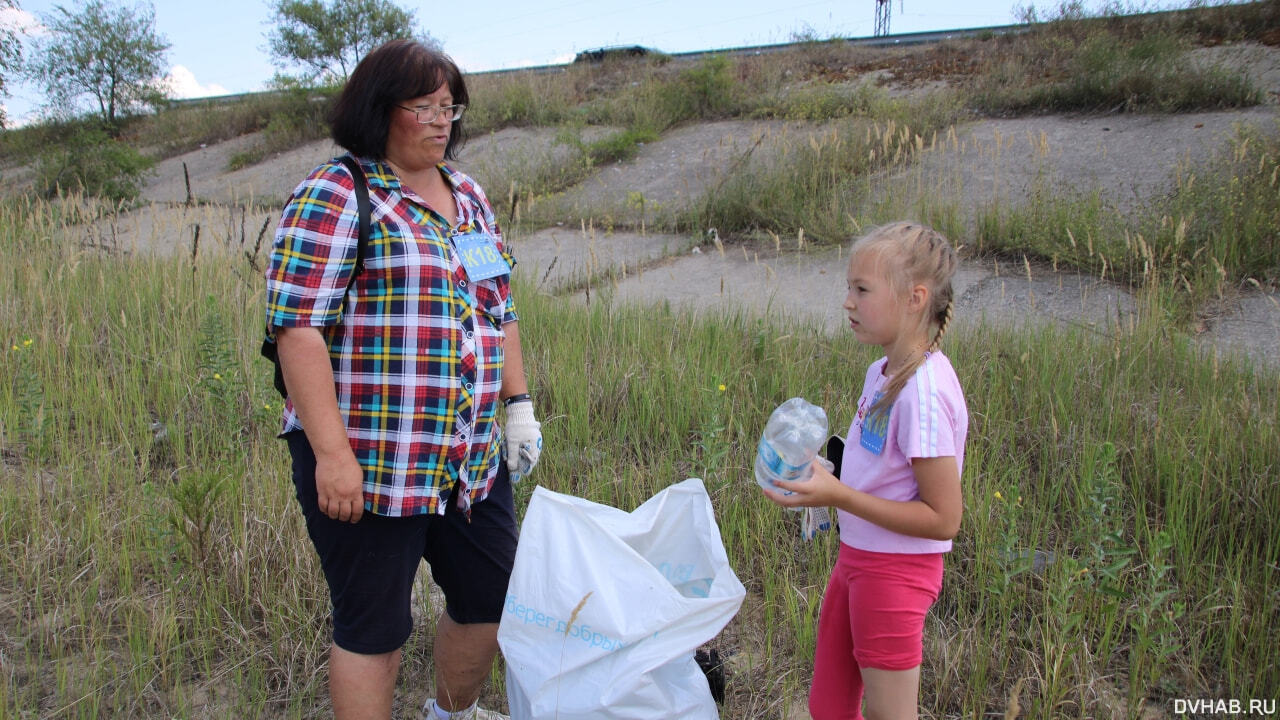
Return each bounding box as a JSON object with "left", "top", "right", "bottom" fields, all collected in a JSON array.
[{"left": 765, "top": 221, "right": 967, "bottom": 720}]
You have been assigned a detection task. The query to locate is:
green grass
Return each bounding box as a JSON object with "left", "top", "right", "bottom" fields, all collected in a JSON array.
[
  {"left": 974, "top": 121, "right": 1280, "bottom": 320},
  {"left": 466, "top": 68, "right": 589, "bottom": 133},
  {"left": 965, "top": 1, "right": 1274, "bottom": 116},
  {"left": 144, "top": 89, "right": 334, "bottom": 159},
  {"left": 684, "top": 92, "right": 969, "bottom": 244},
  {"left": 1, "top": 192, "right": 1277, "bottom": 717},
  {"left": 1, "top": 86, "right": 339, "bottom": 172},
  {"left": 967, "top": 26, "right": 1263, "bottom": 115}
]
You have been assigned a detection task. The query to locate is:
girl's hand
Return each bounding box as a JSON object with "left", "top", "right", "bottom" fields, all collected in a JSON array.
[{"left": 762, "top": 458, "right": 847, "bottom": 509}]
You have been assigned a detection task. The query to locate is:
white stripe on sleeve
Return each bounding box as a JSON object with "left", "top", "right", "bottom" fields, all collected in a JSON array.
[{"left": 915, "top": 359, "right": 941, "bottom": 457}]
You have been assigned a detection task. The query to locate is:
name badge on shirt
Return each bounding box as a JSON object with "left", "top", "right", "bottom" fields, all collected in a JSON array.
[
  {"left": 859, "top": 390, "right": 889, "bottom": 456},
  {"left": 451, "top": 232, "right": 509, "bottom": 282}
]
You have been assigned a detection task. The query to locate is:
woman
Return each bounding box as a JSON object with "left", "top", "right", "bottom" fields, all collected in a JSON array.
[{"left": 264, "top": 39, "right": 540, "bottom": 720}]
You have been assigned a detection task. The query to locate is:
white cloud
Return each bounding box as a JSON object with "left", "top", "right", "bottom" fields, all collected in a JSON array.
[
  {"left": 164, "top": 65, "right": 229, "bottom": 100},
  {"left": 0, "top": 101, "right": 38, "bottom": 129}
]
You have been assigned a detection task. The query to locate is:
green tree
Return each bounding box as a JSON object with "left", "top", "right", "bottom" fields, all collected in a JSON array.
[
  {"left": 27, "top": 0, "right": 170, "bottom": 129},
  {"left": 0, "top": 0, "right": 22, "bottom": 128},
  {"left": 267, "top": 0, "right": 428, "bottom": 84}
]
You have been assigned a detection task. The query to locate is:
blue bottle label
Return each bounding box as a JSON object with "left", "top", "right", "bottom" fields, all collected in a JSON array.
[{"left": 757, "top": 440, "right": 808, "bottom": 482}]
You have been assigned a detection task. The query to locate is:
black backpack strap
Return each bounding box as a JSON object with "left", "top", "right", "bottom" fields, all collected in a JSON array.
[
  {"left": 337, "top": 154, "right": 371, "bottom": 273},
  {"left": 262, "top": 155, "right": 373, "bottom": 398}
]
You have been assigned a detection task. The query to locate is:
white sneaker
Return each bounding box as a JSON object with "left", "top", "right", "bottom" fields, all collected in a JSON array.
[{"left": 423, "top": 698, "right": 509, "bottom": 720}]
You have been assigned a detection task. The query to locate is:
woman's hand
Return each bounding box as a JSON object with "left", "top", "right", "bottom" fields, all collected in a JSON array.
[
  {"left": 504, "top": 399, "right": 542, "bottom": 479},
  {"left": 315, "top": 448, "right": 366, "bottom": 523},
  {"left": 277, "top": 326, "right": 365, "bottom": 523},
  {"left": 499, "top": 320, "right": 542, "bottom": 480},
  {"left": 764, "top": 455, "right": 962, "bottom": 541},
  {"left": 762, "top": 458, "right": 848, "bottom": 509}
]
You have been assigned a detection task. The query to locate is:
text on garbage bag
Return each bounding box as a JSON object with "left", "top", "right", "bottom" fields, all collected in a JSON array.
[{"left": 504, "top": 594, "right": 636, "bottom": 651}]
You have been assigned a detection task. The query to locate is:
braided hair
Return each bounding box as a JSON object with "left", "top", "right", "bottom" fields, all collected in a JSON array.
[{"left": 853, "top": 221, "right": 959, "bottom": 418}]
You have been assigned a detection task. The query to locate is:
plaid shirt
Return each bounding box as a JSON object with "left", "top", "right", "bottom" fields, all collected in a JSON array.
[{"left": 265, "top": 156, "right": 517, "bottom": 517}]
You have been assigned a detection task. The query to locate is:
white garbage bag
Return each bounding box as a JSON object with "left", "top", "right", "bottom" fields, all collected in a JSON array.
[{"left": 498, "top": 478, "right": 746, "bottom": 720}]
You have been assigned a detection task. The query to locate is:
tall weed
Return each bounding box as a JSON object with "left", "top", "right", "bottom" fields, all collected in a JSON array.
[
  {"left": 976, "top": 121, "right": 1280, "bottom": 319},
  {"left": 691, "top": 93, "right": 966, "bottom": 244},
  {"left": 584, "top": 56, "right": 744, "bottom": 133},
  {"left": 466, "top": 70, "right": 580, "bottom": 133},
  {"left": 133, "top": 93, "right": 302, "bottom": 158}
]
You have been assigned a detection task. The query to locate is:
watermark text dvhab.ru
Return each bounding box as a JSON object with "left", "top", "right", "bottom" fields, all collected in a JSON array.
[{"left": 1174, "top": 699, "right": 1276, "bottom": 716}]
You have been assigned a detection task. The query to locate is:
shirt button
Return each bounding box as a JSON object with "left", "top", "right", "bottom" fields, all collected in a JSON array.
[
  {"left": 464, "top": 382, "right": 474, "bottom": 392},
  {"left": 459, "top": 279, "right": 468, "bottom": 288}
]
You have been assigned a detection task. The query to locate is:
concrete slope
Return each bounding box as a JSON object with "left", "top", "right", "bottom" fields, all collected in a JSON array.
[
  {"left": 39, "top": 92, "right": 1278, "bottom": 369},
  {"left": 873, "top": 106, "right": 1280, "bottom": 221}
]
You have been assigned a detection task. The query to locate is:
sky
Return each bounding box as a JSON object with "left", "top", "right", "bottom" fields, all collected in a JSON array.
[{"left": 0, "top": 0, "right": 1172, "bottom": 127}]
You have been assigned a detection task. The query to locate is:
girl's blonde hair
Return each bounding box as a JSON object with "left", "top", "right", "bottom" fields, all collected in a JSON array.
[{"left": 852, "top": 221, "right": 959, "bottom": 417}]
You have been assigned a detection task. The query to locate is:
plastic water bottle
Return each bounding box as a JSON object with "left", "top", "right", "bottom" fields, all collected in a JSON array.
[{"left": 755, "top": 397, "right": 828, "bottom": 496}]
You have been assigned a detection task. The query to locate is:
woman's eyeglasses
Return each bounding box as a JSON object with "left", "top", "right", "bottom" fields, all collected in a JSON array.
[{"left": 396, "top": 104, "right": 466, "bottom": 123}]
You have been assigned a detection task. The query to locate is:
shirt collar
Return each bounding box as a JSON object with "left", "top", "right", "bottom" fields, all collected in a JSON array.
[{"left": 359, "top": 158, "right": 461, "bottom": 193}]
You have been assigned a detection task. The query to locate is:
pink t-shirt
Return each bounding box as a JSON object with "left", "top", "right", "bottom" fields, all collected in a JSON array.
[{"left": 838, "top": 351, "right": 968, "bottom": 554}]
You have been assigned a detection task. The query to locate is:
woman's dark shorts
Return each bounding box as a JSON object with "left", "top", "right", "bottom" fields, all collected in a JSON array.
[{"left": 287, "top": 431, "right": 518, "bottom": 655}]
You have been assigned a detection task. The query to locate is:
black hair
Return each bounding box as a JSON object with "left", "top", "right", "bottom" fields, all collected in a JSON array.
[{"left": 329, "top": 39, "right": 469, "bottom": 161}]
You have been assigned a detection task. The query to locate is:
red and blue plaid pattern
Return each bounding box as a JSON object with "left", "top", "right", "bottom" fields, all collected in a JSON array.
[{"left": 266, "top": 156, "right": 517, "bottom": 516}]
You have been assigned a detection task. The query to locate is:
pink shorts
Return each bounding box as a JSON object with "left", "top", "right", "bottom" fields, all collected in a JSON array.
[{"left": 809, "top": 544, "right": 943, "bottom": 720}]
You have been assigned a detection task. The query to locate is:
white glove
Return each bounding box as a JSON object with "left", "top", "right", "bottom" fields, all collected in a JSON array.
[
  {"left": 802, "top": 457, "right": 834, "bottom": 541},
  {"left": 504, "top": 400, "right": 542, "bottom": 480}
]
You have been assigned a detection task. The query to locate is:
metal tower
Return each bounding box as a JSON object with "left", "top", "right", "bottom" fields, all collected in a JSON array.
[{"left": 874, "top": 0, "right": 891, "bottom": 37}]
